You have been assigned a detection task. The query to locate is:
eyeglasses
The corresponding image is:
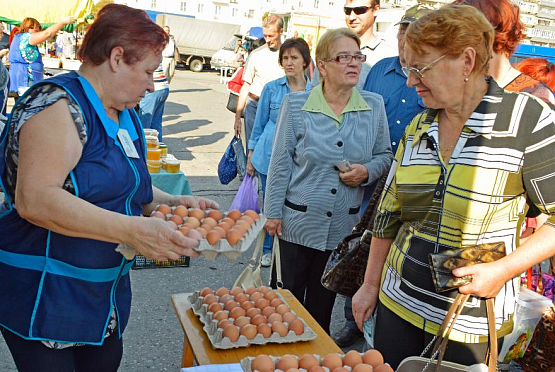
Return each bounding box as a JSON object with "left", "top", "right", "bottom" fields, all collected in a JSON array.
[
  {"left": 324, "top": 53, "right": 367, "bottom": 64},
  {"left": 344, "top": 6, "right": 370, "bottom": 15},
  {"left": 402, "top": 54, "right": 446, "bottom": 79}
]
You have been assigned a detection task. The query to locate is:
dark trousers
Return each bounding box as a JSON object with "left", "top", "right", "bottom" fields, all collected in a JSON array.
[
  {"left": 374, "top": 302, "right": 503, "bottom": 370},
  {"left": 1, "top": 326, "right": 123, "bottom": 372},
  {"left": 271, "top": 238, "right": 337, "bottom": 334}
]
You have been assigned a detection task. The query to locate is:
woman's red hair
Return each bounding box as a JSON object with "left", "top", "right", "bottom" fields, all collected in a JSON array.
[
  {"left": 77, "top": 4, "right": 168, "bottom": 65},
  {"left": 515, "top": 58, "right": 555, "bottom": 91},
  {"left": 453, "top": 0, "right": 524, "bottom": 57}
]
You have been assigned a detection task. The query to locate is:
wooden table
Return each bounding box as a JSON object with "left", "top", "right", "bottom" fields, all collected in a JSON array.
[{"left": 171, "top": 289, "right": 342, "bottom": 367}]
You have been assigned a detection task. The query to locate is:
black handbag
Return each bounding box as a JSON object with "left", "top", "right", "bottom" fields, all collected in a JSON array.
[
  {"left": 321, "top": 174, "right": 387, "bottom": 297},
  {"left": 226, "top": 92, "right": 244, "bottom": 118}
]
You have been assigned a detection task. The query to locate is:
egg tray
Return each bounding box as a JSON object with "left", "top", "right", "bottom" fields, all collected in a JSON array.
[
  {"left": 240, "top": 353, "right": 378, "bottom": 372},
  {"left": 188, "top": 291, "right": 317, "bottom": 349},
  {"left": 193, "top": 214, "right": 267, "bottom": 262}
]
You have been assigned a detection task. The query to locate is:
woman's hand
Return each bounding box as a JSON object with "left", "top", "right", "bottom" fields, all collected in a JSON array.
[
  {"left": 265, "top": 218, "right": 282, "bottom": 237},
  {"left": 339, "top": 163, "right": 369, "bottom": 187},
  {"left": 352, "top": 282, "right": 380, "bottom": 331},
  {"left": 170, "top": 195, "right": 219, "bottom": 210},
  {"left": 129, "top": 216, "right": 200, "bottom": 261},
  {"left": 452, "top": 260, "right": 510, "bottom": 298},
  {"left": 234, "top": 117, "right": 242, "bottom": 138},
  {"left": 62, "top": 16, "right": 78, "bottom": 25},
  {"left": 246, "top": 150, "right": 255, "bottom": 176}
]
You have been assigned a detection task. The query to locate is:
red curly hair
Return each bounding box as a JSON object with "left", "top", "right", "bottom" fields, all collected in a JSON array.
[
  {"left": 453, "top": 0, "right": 524, "bottom": 57},
  {"left": 515, "top": 58, "right": 555, "bottom": 91}
]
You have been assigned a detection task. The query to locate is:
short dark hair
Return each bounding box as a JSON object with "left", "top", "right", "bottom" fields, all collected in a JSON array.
[
  {"left": 279, "top": 38, "right": 311, "bottom": 68},
  {"left": 77, "top": 4, "right": 168, "bottom": 65}
]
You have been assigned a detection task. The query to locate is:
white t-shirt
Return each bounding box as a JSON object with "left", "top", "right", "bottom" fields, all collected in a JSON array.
[
  {"left": 163, "top": 36, "right": 176, "bottom": 58},
  {"left": 242, "top": 44, "right": 285, "bottom": 97}
]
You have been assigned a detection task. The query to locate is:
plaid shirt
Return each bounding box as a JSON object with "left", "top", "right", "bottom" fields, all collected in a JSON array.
[{"left": 373, "top": 79, "right": 555, "bottom": 343}]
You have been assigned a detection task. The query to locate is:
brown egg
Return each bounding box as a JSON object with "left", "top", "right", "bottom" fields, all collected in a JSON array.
[
  {"left": 244, "top": 209, "right": 260, "bottom": 220},
  {"left": 213, "top": 310, "right": 228, "bottom": 321},
  {"left": 352, "top": 364, "right": 373, "bottom": 372},
  {"left": 261, "top": 306, "right": 276, "bottom": 317},
  {"left": 227, "top": 209, "right": 242, "bottom": 221},
  {"left": 222, "top": 324, "right": 239, "bottom": 342},
  {"left": 208, "top": 302, "right": 223, "bottom": 313},
  {"left": 229, "top": 307, "right": 246, "bottom": 319},
  {"left": 276, "top": 304, "right": 290, "bottom": 315},
  {"left": 168, "top": 214, "right": 183, "bottom": 225},
  {"left": 207, "top": 209, "right": 223, "bottom": 221},
  {"left": 150, "top": 211, "right": 166, "bottom": 220},
  {"left": 270, "top": 298, "right": 283, "bottom": 308},
  {"left": 200, "top": 223, "right": 213, "bottom": 232},
  {"left": 218, "top": 318, "right": 232, "bottom": 329},
  {"left": 251, "top": 314, "right": 267, "bottom": 326},
  {"left": 332, "top": 368, "right": 349, "bottom": 372},
  {"left": 196, "top": 227, "right": 208, "bottom": 238},
  {"left": 264, "top": 291, "right": 278, "bottom": 301},
  {"left": 222, "top": 217, "right": 236, "bottom": 226},
  {"left": 322, "top": 354, "right": 343, "bottom": 371},
  {"left": 240, "top": 323, "right": 257, "bottom": 340},
  {"left": 258, "top": 286, "right": 271, "bottom": 294},
  {"left": 215, "top": 287, "right": 229, "bottom": 297},
  {"left": 178, "top": 226, "right": 189, "bottom": 236},
  {"left": 287, "top": 368, "right": 300, "bottom": 372},
  {"left": 203, "top": 294, "right": 218, "bottom": 305},
  {"left": 246, "top": 307, "right": 261, "bottom": 318},
  {"left": 173, "top": 205, "right": 188, "bottom": 218},
  {"left": 231, "top": 224, "right": 248, "bottom": 235},
  {"left": 271, "top": 321, "right": 288, "bottom": 337},
  {"left": 308, "top": 366, "right": 326, "bottom": 372},
  {"left": 200, "top": 287, "right": 213, "bottom": 297},
  {"left": 276, "top": 355, "right": 299, "bottom": 372},
  {"left": 289, "top": 319, "right": 304, "bottom": 335},
  {"left": 230, "top": 286, "right": 244, "bottom": 296},
  {"left": 213, "top": 226, "right": 227, "bottom": 238},
  {"left": 202, "top": 217, "right": 218, "bottom": 228},
  {"left": 218, "top": 221, "right": 233, "bottom": 232},
  {"left": 219, "top": 294, "right": 233, "bottom": 304},
  {"left": 166, "top": 220, "right": 178, "bottom": 230},
  {"left": 189, "top": 208, "right": 205, "bottom": 221},
  {"left": 234, "top": 316, "right": 251, "bottom": 328},
  {"left": 239, "top": 215, "right": 255, "bottom": 226},
  {"left": 245, "top": 286, "right": 257, "bottom": 295},
  {"left": 206, "top": 230, "right": 221, "bottom": 245},
  {"left": 342, "top": 350, "right": 363, "bottom": 367},
  {"left": 252, "top": 354, "right": 274, "bottom": 372},
  {"left": 223, "top": 300, "right": 238, "bottom": 311},
  {"left": 267, "top": 313, "right": 283, "bottom": 324},
  {"left": 257, "top": 323, "right": 272, "bottom": 338},
  {"left": 250, "top": 292, "right": 263, "bottom": 302},
  {"left": 299, "top": 354, "right": 319, "bottom": 371},
  {"left": 234, "top": 292, "right": 248, "bottom": 304},
  {"left": 373, "top": 364, "right": 394, "bottom": 372},
  {"left": 227, "top": 229, "right": 244, "bottom": 246},
  {"left": 156, "top": 204, "right": 171, "bottom": 215},
  {"left": 256, "top": 298, "right": 270, "bottom": 310},
  {"left": 184, "top": 217, "right": 200, "bottom": 228},
  {"left": 282, "top": 312, "right": 297, "bottom": 324},
  {"left": 362, "top": 350, "right": 384, "bottom": 368},
  {"left": 241, "top": 301, "right": 254, "bottom": 311}
]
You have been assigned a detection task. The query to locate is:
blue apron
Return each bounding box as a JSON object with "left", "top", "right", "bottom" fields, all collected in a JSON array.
[
  {"left": 8, "top": 33, "right": 44, "bottom": 93},
  {"left": 0, "top": 71, "right": 153, "bottom": 344}
]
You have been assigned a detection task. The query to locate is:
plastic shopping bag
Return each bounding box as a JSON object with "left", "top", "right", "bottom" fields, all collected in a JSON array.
[
  {"left": 217, "top": 137, "right": 238, "bottom": 185},
  {"left": 231, "top": 137, "right": 247, "bottom": 180},
  {"left": 229, "top": 174, "right": 260, "bottom": 213}
]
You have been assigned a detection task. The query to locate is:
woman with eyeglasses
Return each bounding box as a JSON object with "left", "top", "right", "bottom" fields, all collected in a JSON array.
[
  {"left": 352, "top": 5, "right": 555, "bottom": 369},
  {"left": 264, "top": 28, "right": 392, "bottom": 334}
]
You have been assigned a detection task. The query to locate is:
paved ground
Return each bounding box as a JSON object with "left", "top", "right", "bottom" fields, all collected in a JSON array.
[{"left": 0, "top": 68, "right": 364, "bottom": 371}]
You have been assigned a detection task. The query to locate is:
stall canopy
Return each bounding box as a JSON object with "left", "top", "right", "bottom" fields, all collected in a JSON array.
[{"left": 0, "top": 0, "right": 94, "bottom": 32}]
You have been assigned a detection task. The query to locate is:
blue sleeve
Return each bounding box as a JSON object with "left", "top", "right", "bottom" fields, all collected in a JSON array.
[{"left": 248, "top": 82, "right": 272, "bottom": 150}]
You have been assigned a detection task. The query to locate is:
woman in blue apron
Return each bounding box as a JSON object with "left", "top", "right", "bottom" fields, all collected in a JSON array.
[
  {"left": 8, "top": 16, "right": 76, "bottom": 98},
  {"left": 0, "top": 5, "right": 218, "bottom": 371}
]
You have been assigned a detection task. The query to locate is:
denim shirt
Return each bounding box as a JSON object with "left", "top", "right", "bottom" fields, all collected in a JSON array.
[
  {"left": 363, "top": 56, "right": 425, "bottom": 155},
  {"left": 248, "top": 75, "right": 311, "bottom": 175}
]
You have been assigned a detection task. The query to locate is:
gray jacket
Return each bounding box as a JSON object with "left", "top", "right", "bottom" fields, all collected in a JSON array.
[{"left": 265, "top": 90, "right": 393, "bottom": 251}]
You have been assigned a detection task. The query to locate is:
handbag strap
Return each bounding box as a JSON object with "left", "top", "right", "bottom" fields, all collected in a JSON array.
[
  {"left": 249, "top": 228, "right": 265, "bottom": 268},
  {"left": 270, "top": 236, "right": 283, "bottom": 289},
  {"left": 353, "top": 174, "right": 388, "bottom": 234}
]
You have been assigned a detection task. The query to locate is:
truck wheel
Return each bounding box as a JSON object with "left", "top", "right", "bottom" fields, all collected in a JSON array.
[{"left": 190, "top": 59, "right": 203, "bottom": 72}]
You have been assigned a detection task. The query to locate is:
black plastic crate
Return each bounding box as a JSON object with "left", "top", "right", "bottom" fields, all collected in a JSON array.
[{"left": 132, "top": 254, "right": 190, "bottom": 270}]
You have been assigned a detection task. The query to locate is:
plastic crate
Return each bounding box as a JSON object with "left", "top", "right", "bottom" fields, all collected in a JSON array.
[{"left": 132, "top": 254, "right": 190, "bottom": 270}]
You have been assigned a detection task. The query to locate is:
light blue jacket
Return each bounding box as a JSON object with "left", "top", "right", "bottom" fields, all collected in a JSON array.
[
  {"left": 265, "top": 90, "right": 393, "bottom": 251},
  {"left": 248, "top": 75, "right": 311, "bottom": 175}
]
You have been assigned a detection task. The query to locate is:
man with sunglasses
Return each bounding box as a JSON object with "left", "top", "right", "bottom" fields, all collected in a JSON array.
[{"left": 333, "top": 4, "right": 432, "bottom": 349}]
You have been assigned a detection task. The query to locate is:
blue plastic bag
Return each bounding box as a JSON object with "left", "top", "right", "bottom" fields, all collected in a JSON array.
[
  {"left": 218, "top": 137, "right": 238, "bottom": 185},
  {"left": 229, "top": 174, "right": 260, "bottom": 213}
]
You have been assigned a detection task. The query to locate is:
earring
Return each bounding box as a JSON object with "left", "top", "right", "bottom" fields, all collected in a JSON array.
[{"left": 464, "top": 77, "right": 469, "bottom": 82}]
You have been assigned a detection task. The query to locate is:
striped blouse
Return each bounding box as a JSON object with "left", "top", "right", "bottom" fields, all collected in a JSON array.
[{"left": 373, "top": 79, "right": 555, "bottom": 343}]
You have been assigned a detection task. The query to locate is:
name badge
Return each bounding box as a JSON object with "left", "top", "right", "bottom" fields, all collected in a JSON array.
[{"left": 117, "top": 129, "right": 140, "bottom": 158}]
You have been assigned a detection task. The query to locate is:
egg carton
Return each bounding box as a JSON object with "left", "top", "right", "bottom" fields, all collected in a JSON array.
[
  {"left": 193, "top": 214, "right": 267, "bottom": 261},
  {"left": 188, "top": 290, "right": 317, "bottom": 349},
  {"left": 240, "top": 353, "right": 375, "bottom": 372}
]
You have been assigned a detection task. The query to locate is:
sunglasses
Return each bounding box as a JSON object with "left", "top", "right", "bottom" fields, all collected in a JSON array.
[{"left": 343, "top": 6, "right": 371, "bottom": 15}]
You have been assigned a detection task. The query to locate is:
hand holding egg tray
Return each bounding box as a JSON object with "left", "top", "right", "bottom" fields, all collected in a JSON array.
[{"left": 188, "top": 287, "right": 317, "bottom": 349}]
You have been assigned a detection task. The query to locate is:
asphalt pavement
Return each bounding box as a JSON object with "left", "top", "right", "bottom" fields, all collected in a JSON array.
[{"left": 0, "top": 68, "right": 363, "bottom": 371}]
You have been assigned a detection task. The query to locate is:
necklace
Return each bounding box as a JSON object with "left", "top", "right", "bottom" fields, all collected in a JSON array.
[{"left": 438, "top": 111, "right": 456, "bottom": 152}]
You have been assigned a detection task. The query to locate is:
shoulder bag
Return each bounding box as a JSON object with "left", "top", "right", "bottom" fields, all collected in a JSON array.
[{"left": 234, "top": 229, "right": 265, "bottom": 289}]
